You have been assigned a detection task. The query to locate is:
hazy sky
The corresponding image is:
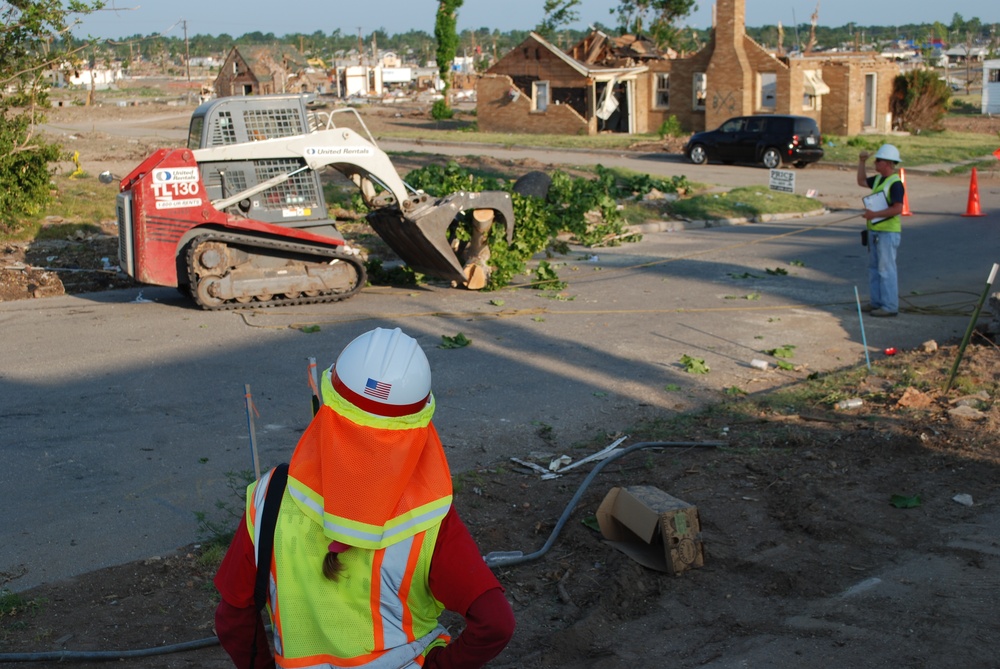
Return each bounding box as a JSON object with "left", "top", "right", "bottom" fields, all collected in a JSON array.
[{"left": 74, "top": 0, "right": 999, "bottom": 41}]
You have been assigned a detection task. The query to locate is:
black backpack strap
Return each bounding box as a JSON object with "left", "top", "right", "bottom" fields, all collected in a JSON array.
[{"left": 254, "top": 462, "right": 288, "bottom": 613}]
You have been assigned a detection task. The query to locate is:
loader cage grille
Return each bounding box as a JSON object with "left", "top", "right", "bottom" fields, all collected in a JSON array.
[
  {"left": 209, "top": 111, "right": 238, "bottom": 145},
  {"left": 254, "top": 159, "right": 323, "bottom": 210},
  {"left": 203, "top": 169, "right": 249, "bottom": 200},
  {"left": 243, "top": 107, "right": 306, "bottom": 140}
]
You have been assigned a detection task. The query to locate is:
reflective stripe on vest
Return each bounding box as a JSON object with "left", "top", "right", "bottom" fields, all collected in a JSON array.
[
  {"left": 286, "top": 392, "right": 453, "bottom": 551},
  {"left": 246, "top": 477, "right": 449, "bottom": 669},
  {"left": 288, "top": 483, "right": 451, "bottom": 548},
  {"left": 868, "top": 173, "right": 902, "bottom": 233}
]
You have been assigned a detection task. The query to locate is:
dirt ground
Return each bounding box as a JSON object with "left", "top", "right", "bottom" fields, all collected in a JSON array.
[
  {"left": 2, "top": 101, "right": 1000, "bottom": 668},
  {"left": 2, "top": 339, "right": 999, "bottom": 668}
]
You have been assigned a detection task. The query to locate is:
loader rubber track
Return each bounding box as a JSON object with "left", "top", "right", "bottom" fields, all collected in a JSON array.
[{"left": 186, "top": 232, "right": 366, "bottom": 311}]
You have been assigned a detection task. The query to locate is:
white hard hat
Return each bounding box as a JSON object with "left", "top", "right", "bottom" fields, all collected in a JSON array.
[
  {"left": 329, "top": 327, "right": 431, "bottom": 417},
  {"left": 874, "top": 144, "right": 901, "bottom": 163}
]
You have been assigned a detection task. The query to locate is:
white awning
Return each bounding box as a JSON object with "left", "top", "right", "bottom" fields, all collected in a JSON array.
[{"left": 804, "top": 70, "right": 830, "bottom": 96}]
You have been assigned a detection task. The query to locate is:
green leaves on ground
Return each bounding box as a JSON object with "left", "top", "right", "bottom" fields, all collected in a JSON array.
[
  {"left": 532, "top": 261, "right": 567, "bottom": 290},
  {"left": 680, "top": 354, "right": 709, "bottom": 374},
  {"left": 890, "top": 494, "right": 922, "bottom": 509},
  {"left": 767, "top": 345, "right": 796, "bottom": 359},
  {"left": 439, "top": 332, "right": 472, "bottom": 349},
  {"left": 402, "top": 161, "right": 687, "bottom": 290}
]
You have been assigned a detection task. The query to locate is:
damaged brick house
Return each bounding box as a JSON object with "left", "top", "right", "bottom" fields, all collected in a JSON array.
[
  {"left": 475, "top": 31, "right": 650, "bottom": 135},
  {"left": 478, "top": 0, "right": 899, "bottom": 136},
  {"left": 214, "top": 45, "right": 329, "bottom": 99}
]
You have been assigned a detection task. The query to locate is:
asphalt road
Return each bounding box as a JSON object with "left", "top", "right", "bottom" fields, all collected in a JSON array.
[{"left": 2, "top": 134, "right": 998, "bottom": 592}]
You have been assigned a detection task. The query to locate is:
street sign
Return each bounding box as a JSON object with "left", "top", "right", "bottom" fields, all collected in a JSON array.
[{"left": 769, "top": 169, "right": 795, "bottom": 193}]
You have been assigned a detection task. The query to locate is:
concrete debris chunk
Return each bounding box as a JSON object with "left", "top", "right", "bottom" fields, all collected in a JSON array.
[
  {"left": 952, "top": 493, "right": 974, "bottom": 507},
  {"left": 948, "top": 405, "right": 986, "bottom": 420}
]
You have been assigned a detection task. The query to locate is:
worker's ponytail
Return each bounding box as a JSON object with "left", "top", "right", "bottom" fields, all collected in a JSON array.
[
  {"left": 322, "top": 552, "right": 346, "bottom": 580},
  {"left": 323, "top": 541, "right": 349, "bottom": 580}
]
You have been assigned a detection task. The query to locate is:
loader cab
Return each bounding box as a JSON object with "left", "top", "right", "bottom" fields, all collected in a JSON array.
[{"left": 186, "top": 94, "right": 335, "bottom": 231}]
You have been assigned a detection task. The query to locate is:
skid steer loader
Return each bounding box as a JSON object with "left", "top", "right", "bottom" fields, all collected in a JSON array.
[{"left": 108, "top": 94, "right": 515, "bottom": 309}]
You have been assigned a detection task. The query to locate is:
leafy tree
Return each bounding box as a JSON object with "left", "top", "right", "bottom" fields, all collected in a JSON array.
[
  {"left": 434, "top": 0, "right": 462, "bottom": 111},
  {"left": 537, "top": 0, "right": 582, "bottom": 39},
  {"left": 890, "top": 70, "right": 950, "bottom": 132},
  {"left": 612, "top": 0, "right": 698, "bottom": 49},
  {"left": 1, "top": 0, "right": 104, "bottom": 235}
]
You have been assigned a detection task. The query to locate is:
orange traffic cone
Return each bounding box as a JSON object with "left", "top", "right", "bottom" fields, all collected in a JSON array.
[
  {"left": 899, "top": 168, "right": 912, "bottom": 216},
  {"left": 962, "top": 168, "right": 985, "bottom": 217}
]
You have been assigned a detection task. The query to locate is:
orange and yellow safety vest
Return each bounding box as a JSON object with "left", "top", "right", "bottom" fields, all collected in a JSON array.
[{"left": 243, "top": 376, "right": 454, "bottom": 668}]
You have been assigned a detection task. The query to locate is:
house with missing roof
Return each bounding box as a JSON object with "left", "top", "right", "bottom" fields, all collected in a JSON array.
[
  {"left": 477, "top": 0, "right": 900, "bottom": 136},
  {"left": 214, "top": 45, "right": 329, "bottom": 99}
]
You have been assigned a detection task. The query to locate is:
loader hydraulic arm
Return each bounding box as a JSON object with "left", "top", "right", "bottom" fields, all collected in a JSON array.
[{"left": 191, "top": 127, "right": 412, "bottom": 209}]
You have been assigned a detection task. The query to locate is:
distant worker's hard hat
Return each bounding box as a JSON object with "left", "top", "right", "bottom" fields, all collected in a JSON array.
[
  {"left": 328, "top": 327, "right": 431, "bottom": 417},
  {"left": 874, "top": 144, "right": 901, "bottom": 163}
]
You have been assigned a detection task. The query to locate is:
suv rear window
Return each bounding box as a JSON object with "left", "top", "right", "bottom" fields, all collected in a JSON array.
[{"left": 794, "top": 118, "right": 819, "bottom": 134}]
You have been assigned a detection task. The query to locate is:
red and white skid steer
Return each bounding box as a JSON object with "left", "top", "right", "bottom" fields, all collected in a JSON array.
[{"left": 106, "top": 94, "right": 515, "bottom": 309}]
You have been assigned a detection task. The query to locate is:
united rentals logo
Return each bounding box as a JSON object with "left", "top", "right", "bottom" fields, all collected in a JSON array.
[
  {"left": 152, "top": 167, "right": 200, "bottom": 183},
  {"left": 305, "top": 147, "right": 373, "bottom": 157}
]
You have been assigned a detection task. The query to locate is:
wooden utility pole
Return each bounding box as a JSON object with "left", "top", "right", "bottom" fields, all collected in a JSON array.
[
  {"left": 964, "top": 31, "right": 973, "bottom": 94},
  {"left": 87, "top": 45, "right": 96, "bottom": 106},
  {"left": 183, "top": 19, "right": 191, "bottom": 103}
]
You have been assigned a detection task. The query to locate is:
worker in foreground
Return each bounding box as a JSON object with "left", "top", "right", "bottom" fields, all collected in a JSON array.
[{"left": 214, "top": 327, "right": 515, "bottom": 668}]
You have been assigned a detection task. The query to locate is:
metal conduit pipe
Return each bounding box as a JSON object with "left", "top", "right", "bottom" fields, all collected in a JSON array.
[
  {"left": 484, "top": 440, "right": 722, "bottom": 569},
  {"left": 0, "top": 636, "right": 221, "bottom": 662}
]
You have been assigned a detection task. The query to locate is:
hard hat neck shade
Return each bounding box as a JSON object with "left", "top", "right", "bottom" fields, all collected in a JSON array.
[{"left": 332, "top": 369, "right": 430, "bottom": 417}]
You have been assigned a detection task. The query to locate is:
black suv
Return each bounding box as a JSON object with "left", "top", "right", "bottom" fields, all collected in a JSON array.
[{"left": 684, "top": 115, "right": 823, "bottom": 169}]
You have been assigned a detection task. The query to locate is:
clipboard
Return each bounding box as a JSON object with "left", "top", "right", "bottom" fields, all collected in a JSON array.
[{"left": 862, "top": 191, "right": 890, "bottom": 223}]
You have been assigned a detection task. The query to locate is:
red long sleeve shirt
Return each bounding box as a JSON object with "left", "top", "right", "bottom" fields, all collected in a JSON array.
[{"left": 214, "top": 505, "right": 513, "bottom": 669}]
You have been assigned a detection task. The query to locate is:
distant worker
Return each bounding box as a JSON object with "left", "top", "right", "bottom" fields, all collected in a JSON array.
[
  {"left": 857, "top": 144, "right": 905, "bottom": 317},
  {"left": 214, "top": 327, "right": 515, "bottom": 669}
]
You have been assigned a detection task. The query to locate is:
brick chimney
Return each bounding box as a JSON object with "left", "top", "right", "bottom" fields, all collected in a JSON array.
[{"left": 704, "top": 0, "right": 753, "bottom": 128}]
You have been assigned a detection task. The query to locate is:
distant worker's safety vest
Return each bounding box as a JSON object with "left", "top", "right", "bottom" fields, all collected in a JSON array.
[{"left": 868, "top": 173, "right": 902, "bottom": 233}]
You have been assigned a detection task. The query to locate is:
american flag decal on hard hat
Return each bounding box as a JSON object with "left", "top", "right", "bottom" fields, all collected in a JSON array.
[{"left": 364, "top": 377, "right": 391, "bottom": 400}]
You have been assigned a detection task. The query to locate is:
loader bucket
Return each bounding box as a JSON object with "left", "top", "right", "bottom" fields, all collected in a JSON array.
[{"left": 367, "top": 190, "right": 515, "bottom": 288}]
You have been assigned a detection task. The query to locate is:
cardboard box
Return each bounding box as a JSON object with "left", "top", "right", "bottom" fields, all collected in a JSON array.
[{"left": 596, "top": 485, "right": 704, "bottom": 574}]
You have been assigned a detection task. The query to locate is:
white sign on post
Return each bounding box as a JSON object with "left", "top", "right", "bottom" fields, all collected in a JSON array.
[{"left": 769, "top": 169, "right": 795, "bottom": 194}]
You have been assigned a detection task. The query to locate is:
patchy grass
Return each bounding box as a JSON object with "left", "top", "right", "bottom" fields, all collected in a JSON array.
[
  {"left": 822, "top": 131, "right": 999, "bottom": 168},
  {"left": 375, "top": 123, "right": 664, "bottom": 152},
  {"left": 667, "top": 186, "right": 824, "bottom": 221},
  {"left": 3, "top": 173, "right": 118, "bottom": 242}
]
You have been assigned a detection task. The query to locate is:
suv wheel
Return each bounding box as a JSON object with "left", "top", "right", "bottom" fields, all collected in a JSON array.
[
  {"left": 688, "top": 144, "right": 708, "bottom": 165},
  {"left": 761, "top": 148, "right": 781, "bottom": 170}
]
